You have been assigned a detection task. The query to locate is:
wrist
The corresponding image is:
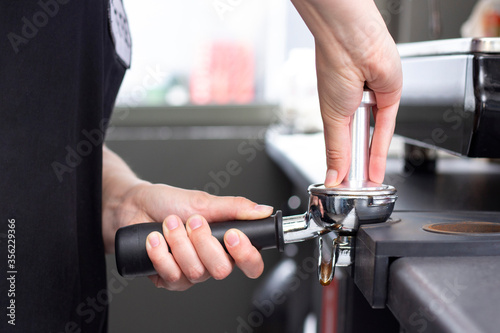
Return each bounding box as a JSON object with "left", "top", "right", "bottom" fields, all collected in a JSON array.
[
  {"left": 102, "top": 179, "right": 151, "bottom": 253},
  {"left": 103, "top": 179, "right": 150, "bottom": 225},
  {"left": 292, "top": 0, "right": 388, "bottom": 53}
]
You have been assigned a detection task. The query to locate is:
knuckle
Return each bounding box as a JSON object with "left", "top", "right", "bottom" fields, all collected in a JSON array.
[
  {"left": 165, "top": 234, "right": 184, "bottom": 248},
  {"left": 370, "top": 151, "right": 385, "bottom": 163},
  {"left": 161, "top": 270, "right": 182, "bottom": 284},
  {"left": 232, "top": 196, "right": 249, "bottom": 207},
  {"left": 231, "top": 196, "right": 251, "bottom": 217},
  {"left": 149, "top": 250, "right": 167, "bottom": 266},
  {"left": 236, "top": 248, "right": 257, "bottom": 265},
  {"left": 185, "top": 265, "right": 205, "bottom": 282},
  {"left": 189, "top": 191, "right": 212, "bottom": 213},
  {"left": 211, "top": 262, "right": 232, "bottom": 280},
  {"left": 326, "top": 147, "right": 345, "bottom": 162},
  {"left": 241, "top": 249, "right": 257, "bottom": 263}
]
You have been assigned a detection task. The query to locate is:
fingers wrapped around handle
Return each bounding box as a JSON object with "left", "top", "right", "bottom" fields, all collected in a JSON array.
[{"left": 115, "top": 211, "right": 283, "bottom": 278}]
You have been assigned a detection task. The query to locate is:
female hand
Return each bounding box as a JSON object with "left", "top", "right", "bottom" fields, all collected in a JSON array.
[{"left": 292, "top": 0, "right": 403, "bottom": 186}]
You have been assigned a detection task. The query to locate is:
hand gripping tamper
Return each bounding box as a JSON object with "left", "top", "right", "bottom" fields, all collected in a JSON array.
[{"left": 115, "top": 90, "right": 397, "bottom": 284}]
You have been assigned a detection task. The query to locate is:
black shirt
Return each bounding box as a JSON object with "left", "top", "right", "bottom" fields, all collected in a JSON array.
[{"left": 0, "top": 0, "right": 127, "bottom": 331}]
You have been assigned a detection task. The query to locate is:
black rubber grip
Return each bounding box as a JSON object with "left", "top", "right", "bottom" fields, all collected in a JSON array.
[{"left": 115, "top": 211, "right": 283, "bottom": 278}]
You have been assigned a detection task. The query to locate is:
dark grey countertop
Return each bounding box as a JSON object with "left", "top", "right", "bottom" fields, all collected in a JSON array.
[{"left": 388, "top": 256, "right": 500, "bottom": 333}]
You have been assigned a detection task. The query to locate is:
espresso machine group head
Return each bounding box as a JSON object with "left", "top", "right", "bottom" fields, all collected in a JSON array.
[{"left": 115, "top": 90, "right": 397, "bottom": 284}]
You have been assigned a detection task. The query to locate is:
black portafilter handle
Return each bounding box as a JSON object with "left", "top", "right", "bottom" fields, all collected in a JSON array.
[{"left": 115, "top": 211, "right": 284, "bottom": 278}]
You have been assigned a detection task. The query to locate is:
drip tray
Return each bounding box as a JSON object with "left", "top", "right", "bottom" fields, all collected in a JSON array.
[{"left": 423, "top": 221, "right": 500, "bottom": 235}]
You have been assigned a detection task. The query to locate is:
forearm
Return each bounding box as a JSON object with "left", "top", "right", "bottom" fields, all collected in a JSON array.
[
  {"left": 291, "top": 0, "right": 391, "bottom": 78},
  {"left": 102, "top": 145, "right": 148, "bottom": 253},
  {"left": 291, "top": 0, "right": 386, "bottom": 44}
]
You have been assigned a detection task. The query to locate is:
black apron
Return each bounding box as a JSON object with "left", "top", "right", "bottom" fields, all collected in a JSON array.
[{"left": 0, "top": 0, "right": 128, "bottom": 331}]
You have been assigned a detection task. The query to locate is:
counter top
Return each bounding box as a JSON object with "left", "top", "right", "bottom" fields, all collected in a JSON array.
[{"left": 388, "top": 256, "right": 500, "bottom": 333}]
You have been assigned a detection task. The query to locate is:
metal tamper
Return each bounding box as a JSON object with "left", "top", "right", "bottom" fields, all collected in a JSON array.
[
  {"left": 310, "top": 90, "right": 397, "bottom": 285},
  {"left": 115, "top": 90, "right": 396, "bottom": 283}
]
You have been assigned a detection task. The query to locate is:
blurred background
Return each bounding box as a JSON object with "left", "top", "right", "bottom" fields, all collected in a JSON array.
[{"left": 104, "top": 0, "right": 499, "bottom": 332}]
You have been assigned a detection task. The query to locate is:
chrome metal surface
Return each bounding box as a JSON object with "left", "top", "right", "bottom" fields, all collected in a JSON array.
[
  {"left": 282, "top": 214, "right": 307, "bottom": 234},
  {"left": 318, "top": 234, "right": 354, "bottom": 285},
  {"left": 334, "top": 236, "right": 353, "bottom": 267},
  {"left": 396, "top": 38, "right": 500, "bottom": 158},
  {"left": 348, "top": 91, "right": 373, "bottom": 186},
  {"left": 398, "top": 37, "right": 500, "bottom": 58},
  {"left": 318, "top": 235, "right": 335, "bottom": 286},
  {"left": 307, "top": 184, "right": 397, "bottom": 233},
  {"left": 310, "top": 183, "right": 396, "bottom": 196},
  {"left": 282, "top": 214, "right": 330, "bottom": 244},
  {"left": 281, "top": 182, "right": 397, "bottom": 246},
  {"left": 399, "top": 55, "right": 474, "bottom": 108}
]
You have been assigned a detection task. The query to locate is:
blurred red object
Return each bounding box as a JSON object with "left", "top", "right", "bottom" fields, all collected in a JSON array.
[
  {"left": 190, "top": 41, "right": 255, "bottom": 105},
  {"left": 483, "top": 9, "right": 500, "bottom": 36}
]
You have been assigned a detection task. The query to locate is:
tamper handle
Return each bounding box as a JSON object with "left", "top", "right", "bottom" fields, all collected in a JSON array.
[{"left": 115, "top": 211, "right": 284, "bottom": 278}]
